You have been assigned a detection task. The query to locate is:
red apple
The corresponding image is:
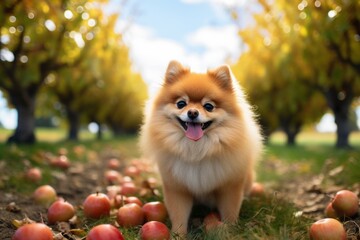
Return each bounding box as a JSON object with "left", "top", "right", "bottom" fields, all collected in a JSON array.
[
  {"left": 120, "top": 182, "right": 138, "bottom": 196},
  {"left": 104, "top": 170, "right": 122, "bottom": 184},
  {"left": 324, "top": 202, "right": 339, "bottom": 219},
  {"left": 140, "top": 221, "right": 170, "bottom": 240},
  {"left": 250, "top": 182, "right": 265, "bottom": 197},
  {"left": 47, "top": 199, "right": 75, "bottom": 224},
  {"left": 33, "top": 185, "right": 57, "bottom": 206},
  {"left": 309, "top": 218, "right": 346, "bottom": 240},
  {"left": 107, "top": 158, "right": 121, "bottom": 169},
  {"left": 125, "top": 196, "right": 143, "bottom": 206},
  {"left": 332, "top": 190, "right": 359, "bottom": 217},
  {"left": 116, "top": 203, "right": 144, "bottom": 227},
  {"left": 12, "top": 223, "right": 53, "bottom": 240},
  {"left": 142, "top": 201, "right": 167, "bottom": 223},
  {"left": 25, "top": 168, "right": 42, "bottom": 182},
  {"left": 112, "top": 195, "right": 126, "bottom": 209},
  {"left": 83, "top": 193, "right": 111, "bottom": 219},
  {"left": 51, "top": 155, "right": 70, "bottom": 169},
  {"left": 86, "top": 224, "right": 124, "bottom": 240},
  {"left": 203, "top": 212, "right": 223, "bottom": 232},
  {"left": 124, "top": 165, "right": 140, "bottom": 177}
]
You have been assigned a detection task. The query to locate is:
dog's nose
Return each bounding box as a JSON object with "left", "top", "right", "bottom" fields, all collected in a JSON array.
[{"left": 187, "top": 109, "right": 199, "bottom": 120}]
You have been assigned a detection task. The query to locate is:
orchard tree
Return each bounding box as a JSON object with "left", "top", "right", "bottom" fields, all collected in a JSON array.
[
  {"left": 232, "top": 0, "right": 360, "bottom": 148},
  {"left": 232, "top": 0, "right": 326, "bottom": 145},
  {"left": 0, "top": 0, "right": 106, "bottom": 143}
]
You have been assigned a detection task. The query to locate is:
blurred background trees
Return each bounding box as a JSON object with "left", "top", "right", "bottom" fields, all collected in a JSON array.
[
  {"left": 0, "top": 0, "right": 147, "bottom": 143},
  {"left": 231, "top": 0, "right": 360, "bottom": 148}
]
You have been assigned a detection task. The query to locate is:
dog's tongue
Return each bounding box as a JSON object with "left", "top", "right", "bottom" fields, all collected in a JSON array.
[{"left": 186, "top": 123, "right": 203, "bottom": 141}]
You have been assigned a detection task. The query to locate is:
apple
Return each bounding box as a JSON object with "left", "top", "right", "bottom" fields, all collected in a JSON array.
[
  {"left": 50, "top": 155, "right": 70, "bottom": 169},
  {"left": 120, "top": 182, "right": 138, "bottom": 196},
  {"left": 124, "top": 165, "right": 140, "bottom": 177},
  {"left": 112, "top": 194, "right": 126, "bottom": 209},
  {"left": 25, "top": 168, "right": 42, "bottom": 182},
  {"left": 142, "top": 201, "right": 167, "bottom": 223},
  {"left": 47, "top": 199, "right": 75, "bottom": 224},
  {"left": 332, "top": 190, "right": 359, "bottom": 217},
  {"left": 203, "top": 212, "right": 223, "bottom": 232},
  {"left": 140, "top": 221, "right": 170, "bottom": 240},
  {"left": 33, "top": 185, "right": 57, "bottom": 206},
  {"left": 86, "top": 224, "right": 124, "bottom": 240},
  {"left": 83, "top": 193, "right": 111, "bottom": 219},
  {"left": 250, "top": 182, "right": 265, "bottom": 197},
  {"left": 107, "top": 158, "right": 121, "bottom": 169},
  {"left": 125, "top": 196, "right": 143, "bottom": 206},
  {"left": 104, "top": 170, "right": 122, "bottom": 184},
  {"left": 324, "top": 202, "right": 339, "bottom": 219},
  {"left": 12, "top": 223, "right": 53, "bottom": 240},
  {"left": 116, "top": 203, "right": 144, "bottom": 227},
  {"left": 309, "top": 218, "right": 346, "bottom": 240}
]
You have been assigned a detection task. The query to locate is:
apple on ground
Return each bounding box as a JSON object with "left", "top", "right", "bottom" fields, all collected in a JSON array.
[
  {"left": 120, "top": 182, "right": 138, "bottom": 196},
  {"left": 203, "top": 212, "right": 223, "bottom": 232},
  {"left": 86, "top": 224, "right": 124, "bottom": 240},
  {"left": 331, "top": 190, "right": 359, "bottom": 217},
  {"left": 140, "top": 221, "right": 170, "bottom": 240},
  {"left": 25, "top": 168, "right": 42, "bottom": 182},
  {"left": 125, "top": 196, "right": 143, "bottom": 206},
  {"left": 324, "top": 202, "right": 339, "bottom": 219},
  {"left": 250, "top": 182, "right": 265, "bottom": 197},
  {"left": 104, "top": 170, "right": 122, "bottom": 184},
  {"left": 116, "top": 203, "right": 144, "bottom": 227},
  {"left": 33, "top": 185, "right": 57, "bottom": 206},
  {"left": 12, "top": 223, "right": 53, "bottom": 240},
  {"left": 124, "top": 165, "right": 140, "bottom": 177},
  {"left": 309, "top": 218, "right": 346, "bottom": 240},
  {"left": 50, "top": 155, "right": 71, "bottom": 169},
  {"left": 107, "top": 158, "right": 121, "bottom": 169},
  {"left": 47, "top": 199, "right": 75, "bottom": 224},
  {"left": 142, "top": 201, "right": 167, "bottom": 223},
  {"left": 83, "top": 193, "right": 111, "bottom": 219}
]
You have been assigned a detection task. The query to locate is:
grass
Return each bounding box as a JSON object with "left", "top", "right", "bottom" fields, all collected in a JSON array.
[{"left": 1, "top": 127, "right": 360, "bottom": 239}]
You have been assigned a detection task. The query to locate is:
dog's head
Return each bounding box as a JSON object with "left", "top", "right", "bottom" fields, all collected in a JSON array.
[{"left": 152, "top": 60, "right": 242, "bottom": 142}]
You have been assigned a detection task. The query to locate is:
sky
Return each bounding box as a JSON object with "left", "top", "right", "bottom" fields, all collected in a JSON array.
[{"left": 0, "top": 0, "right": 358, "bottom": 131}]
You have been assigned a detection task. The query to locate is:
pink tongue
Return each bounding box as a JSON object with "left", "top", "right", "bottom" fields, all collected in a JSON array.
[{"left": 185, "top": 123, "right": 204, "bottom": 141}]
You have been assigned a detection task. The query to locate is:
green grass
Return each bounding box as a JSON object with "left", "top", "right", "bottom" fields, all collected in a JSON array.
[{"left": 1, "top": 128, "right": 360, "bottom": 239}]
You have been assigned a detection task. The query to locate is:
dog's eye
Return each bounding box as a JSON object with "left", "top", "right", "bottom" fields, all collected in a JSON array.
[
  {"left": 176, "top": 100, "right": 187, "bottom": 109},
  {"left": 204, "top": 103, "right": 214, "bottom": 112}
]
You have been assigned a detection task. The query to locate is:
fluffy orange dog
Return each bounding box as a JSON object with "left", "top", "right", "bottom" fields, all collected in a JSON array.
[{"left": 140, "top": 60, "right": 262, "bottom": 235}]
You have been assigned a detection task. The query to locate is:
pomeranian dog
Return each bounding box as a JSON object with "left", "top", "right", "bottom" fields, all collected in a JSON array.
[{"left": 140, "top": 60, "right": 263, "bottom": 235}]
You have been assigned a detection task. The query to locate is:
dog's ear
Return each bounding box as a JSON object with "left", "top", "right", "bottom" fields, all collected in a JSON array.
[
  {"left": 208, "top": 65, "right": 233, "bottom": 90},
  {"left": 165, "top": 60, "right": 190, "bottom": 84}
]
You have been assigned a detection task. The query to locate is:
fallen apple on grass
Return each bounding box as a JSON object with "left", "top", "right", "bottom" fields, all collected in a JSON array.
[
  {"left": 250, "top": 182, "right": 265, "bottom": 198},
  {"left": 83, "top": 193, "right": 111, "bottom": 219},
  {"left": 309, "top": 218, "right": 346, "bottom": 240},
  {"left": 142, "top": 201, "right": 167, "bottom": 223},
  {"left": 116, "top": 203, "right": 144, "bottom": 227},
  {"left": 203, "top": 212, "right": 223, "bottom": 232},
  {"left": 140, "top": 221, "right": 170, "bottom": 240},
  {"left": 324, "top": 202, "right": 338, "bottom": 219},
  {"left": 33, "top": 185, "right": 57, "bottom": 206},
  {"left": 47, "top": 199, "right": 75, "bottom": 224},
  {"left": 331, "top": 190, "right": 359, "bottom": 218},
  {"left": 25, "top": 167, "right": 42, "bottom": 182},
  {"left": 86, "top": 224, "right": 124, "bottom": 240},
  {"left": 50, "top": 155, "right": 71, "bottom": 169},
  {"left": 12, "top": 223, "right": 53, "bottom": 240}
]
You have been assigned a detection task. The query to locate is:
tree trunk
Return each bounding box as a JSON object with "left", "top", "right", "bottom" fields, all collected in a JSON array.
[
  {"left": 323, "top": 87, "right": 353, "bottom": 148},
  {"left": 280, "top": 117, "right": 301, "bottom": 146},
  {"left": 66, "top": 107, "right": 80, "bottom": 141},
  {"left": 7, "top": 93, "right": 36, "bottom": 144}
]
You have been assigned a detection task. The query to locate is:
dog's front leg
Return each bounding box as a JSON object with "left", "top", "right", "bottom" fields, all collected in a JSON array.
[{"left": 162, "top": 183, "right": 193, "bottom": 237}]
